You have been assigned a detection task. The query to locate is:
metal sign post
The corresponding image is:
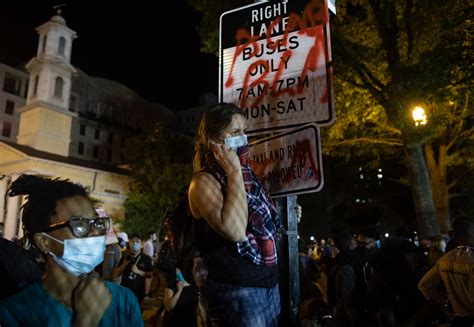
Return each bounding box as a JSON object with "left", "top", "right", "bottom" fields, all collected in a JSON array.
[{"left": 275, "top": 194, "right": 300, "bottom": 325}]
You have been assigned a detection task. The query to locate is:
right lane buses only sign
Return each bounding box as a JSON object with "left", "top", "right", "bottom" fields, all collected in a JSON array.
[{"left": 219, "top": 0, "right": 335, "bottom": 134}]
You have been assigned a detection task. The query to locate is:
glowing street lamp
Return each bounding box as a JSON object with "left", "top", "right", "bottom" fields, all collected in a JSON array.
[{"left": 412, "top": 106, "right": 427, "bottom": 126}]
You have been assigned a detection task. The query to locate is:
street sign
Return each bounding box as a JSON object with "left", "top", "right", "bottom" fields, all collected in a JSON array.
[
  {"left": 220, "top": 0, "right": 334, "bottom": 135},
  {"left": 249, "top": 124, "right": 323, "bottom": 197}
]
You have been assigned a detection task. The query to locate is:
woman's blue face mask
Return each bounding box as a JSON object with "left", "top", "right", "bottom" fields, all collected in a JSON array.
[{"left": 224, "top": 134, "right": 248, "bottom": 150}]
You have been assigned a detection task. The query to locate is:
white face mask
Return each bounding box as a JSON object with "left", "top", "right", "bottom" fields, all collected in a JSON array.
[
  {"left": 42, "top": 233, "right": 106, "bottom": 276},
  {"left": 131, "top": 241, "right": 141, "bottom": 253},
  {"left": 224, "top": 134, "right": 248, "bottom": 150}
]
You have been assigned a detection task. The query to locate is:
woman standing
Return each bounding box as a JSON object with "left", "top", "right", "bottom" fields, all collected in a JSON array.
[{"left": 188, "top": 103, "right": 281, "bottom": 326}]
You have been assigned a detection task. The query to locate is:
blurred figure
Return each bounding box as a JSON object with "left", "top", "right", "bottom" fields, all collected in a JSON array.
[
  {"left": 328, "top": 233, "right": 365, "bottom": 326},
  {"left": 353, "top": 230, "right": 378, "bottom": 321},
  {"left": 319, "top": 239, "right": 332, "bottom": 260},
  {"left": 101, "top": 226, "right": 122, "bottom": 283},
  {"left": 116, "top": 231, "right": 129, "bottom": 251},
  {"left": 162, "top": 263, "right": 199, "bottom": 326},
  {"left": 368, "top": 238, "right": 427, "bottom": 327},
  {"left": 114, "top": 233, "right": 153, "bottom": 305},
  {"left": 427, "top": 235, "right": 447, "bottom": 268},
  {"left": 143, "top": 231, "right": 157, "bottom": 300},
  {"left": 193, "top": 255, "right": 209, "bottom": 326},
  {"left": 418, "top": 217, "right": 474, "bottom": 327}
]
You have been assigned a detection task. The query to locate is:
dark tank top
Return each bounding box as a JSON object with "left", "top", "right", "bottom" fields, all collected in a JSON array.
[{"left": 195, "top": 219, "right": 278, "bottom": 288}]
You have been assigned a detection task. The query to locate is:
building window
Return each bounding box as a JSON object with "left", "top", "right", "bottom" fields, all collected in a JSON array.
[
  {"left": 58, "top": 37, "right": 66, "bottom": 56},
  {"left": 5, "top": 101, "right": 14, "bottom": 115},
  {"left": 79, "top": 124, "right": 86, "bottom": 136},
  {"left": 3, "top": 74, "right": 21, "bottom": 96},
  {"left": 107, "top": 149, "right": 112, "bottom": 161},
  {"left": 23, "top": 80, "right": 28, "bottom": 98},
  {"left": 94, "top": 129, "right": 100, "bottom": 140},
  {"left": 42, "top": 35, "right": 47, "bottom": 53},
  {"left": 33, "top": 75, "right": 39, "bottom": 96},
  {"left": 121, "top": 136, "right": 126, "bottom": 147},
  {"left": 108, "top": 132, "right": 113, "bottom": 144},
  {"left": 78, "top": 142, "right": 84, "bottom": 155},
  {"left": 93, "top": 146, "right": 99, "bottom": 158},
  {"left": 54, "top": 77, "right": 64, "bottom": 98},
  {"left": 69, "top": 96, "right": 76, "bottom": 112},
  {"left": 2, "top": 122, "right": 11, "bottom": 137}
]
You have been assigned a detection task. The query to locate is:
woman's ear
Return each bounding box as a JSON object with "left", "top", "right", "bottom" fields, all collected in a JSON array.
[{"left": 34, "top": 233, "right": 51, "bottom": 254}]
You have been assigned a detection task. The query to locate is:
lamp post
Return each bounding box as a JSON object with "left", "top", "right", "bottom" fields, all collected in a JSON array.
[
  {"left": 412, "top": 106, "right": 427, "bottom": 126},
  {"left": 406, "top": 104, "right": 439, "bottom": 238}
]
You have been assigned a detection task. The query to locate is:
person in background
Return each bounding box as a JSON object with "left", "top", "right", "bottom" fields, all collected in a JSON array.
[
  {"left": 311, "top": 240, "right": 320, "bottom": 260},
  {"left": 368, "top": 237, "right": 426, "bottom": 326},
  {"left": 116, "top": 231, "right": 129, "bottom": 251},
  {"left": 418, "top": 216, "right": 474, "bottom": 327},
  {"left": 328, "top": 232, "right": 364, "bottom": 327},
  {"left": 188, "top": 103, "right": 281, "bottom": 326},
  {"left": 319, "top": 239, "right": 332, "bottom": 259},
  {"left": 427, "top": 235, "right": 447, "bottom": 268},
  {"left": 114, "top": 233, "right": 153, "bottom": 305},
  {"left": 143, "top": 231, "right": 156, "bottom": 300},
  {"left": 353, "top": 230, "right": 378, "bottom": 321},
  {"left": 101, "top": 227, "right": 122, "bottom": 283},
  {"left": 162, "top": 263, "right": 199, "bottom": 326},
  {"left": 0, "top": 175, "right": 142, "bottom": 326}
]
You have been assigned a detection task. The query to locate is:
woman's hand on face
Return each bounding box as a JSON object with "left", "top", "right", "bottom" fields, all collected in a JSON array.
[
  {"left": 73, "top": 273, "right": 112, "bottom": 326},
  {"left": 211, "top": 142, "right": 241, "bottom": 174}
]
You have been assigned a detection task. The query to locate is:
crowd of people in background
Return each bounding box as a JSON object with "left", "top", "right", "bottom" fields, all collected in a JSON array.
[{"left": 297, "top": 218, "right": 474, "bottom": 327}]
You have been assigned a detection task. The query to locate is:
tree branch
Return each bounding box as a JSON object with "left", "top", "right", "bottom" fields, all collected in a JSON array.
[
  {"left": 373, "top": 121, "right": 402, "bottom": 135},
  {"left": 404, "top": 0, "right": 414, "bottom": 60},
  {"left": 358, "top": 62, "right": 386, "bottom": 91},
  {"left": 368, "top": 0, "right": 400, "bottom": 74},
  {"left": 331, "top": 137, "right": 403, "bottom": 147},
  {"left": 353, "top": 65, "right": 387, "bottom": 105},
  {"left": 346, "top": 77, "right": 365, "bottom": 88},
  {"left": 447, "top": 93, "right": 471, "bottom": 150},
  {"left": 447, "top": 129, "right": 474, "bottom": 151},
  {"left": 447, "top": 179, "right": 456, "bottom": 191}
]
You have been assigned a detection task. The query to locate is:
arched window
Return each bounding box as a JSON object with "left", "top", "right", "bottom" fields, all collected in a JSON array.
[
  {"left": 42, "top": 36, "right": 47, "bottom": 53},
  {"left": 54, "top": 77, "right": 64, "bottom": 98},
  {"left": 58, "top": 37, "right": 66, "bottom": 56},
  {"left": 33, "top": 75, "right": 39, "bottom": 96}
]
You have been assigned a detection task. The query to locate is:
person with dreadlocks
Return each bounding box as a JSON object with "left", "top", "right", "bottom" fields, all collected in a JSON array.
[
  {"left": 188, "top": 103, "right": 281, "bottom": 326},
  {"left": 0, "top": 175, "right": 143, "bottom": 326}
]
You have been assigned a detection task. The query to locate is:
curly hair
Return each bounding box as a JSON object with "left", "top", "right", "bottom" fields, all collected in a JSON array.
[
  {"left": 193, "top": 103, "right": 245, "bottom": 172},
  {"left": 8, "top": 174, "right": 87, "bottom": 241}
]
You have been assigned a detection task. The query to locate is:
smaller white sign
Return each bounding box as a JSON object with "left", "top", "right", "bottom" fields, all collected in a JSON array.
[{"left": 249, "top": 124, "right": 323, "bottom": 197}]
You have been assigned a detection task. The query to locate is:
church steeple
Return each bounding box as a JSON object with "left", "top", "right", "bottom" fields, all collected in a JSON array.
[
  {"left": 25, "top": 8, "right": 77, "bottom": 109},
  {"left": 16, "top": 10, "right": 78, "bottom": 156}
]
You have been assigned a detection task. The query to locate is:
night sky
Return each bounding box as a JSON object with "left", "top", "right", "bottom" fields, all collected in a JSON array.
[{"left": 0, "top": 1, "right": 219, "bottom": 110}]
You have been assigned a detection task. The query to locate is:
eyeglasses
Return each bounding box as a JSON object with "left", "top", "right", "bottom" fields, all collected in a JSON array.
[{"left": 44, "top": 217, "right": 111, "bottom": 238}]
